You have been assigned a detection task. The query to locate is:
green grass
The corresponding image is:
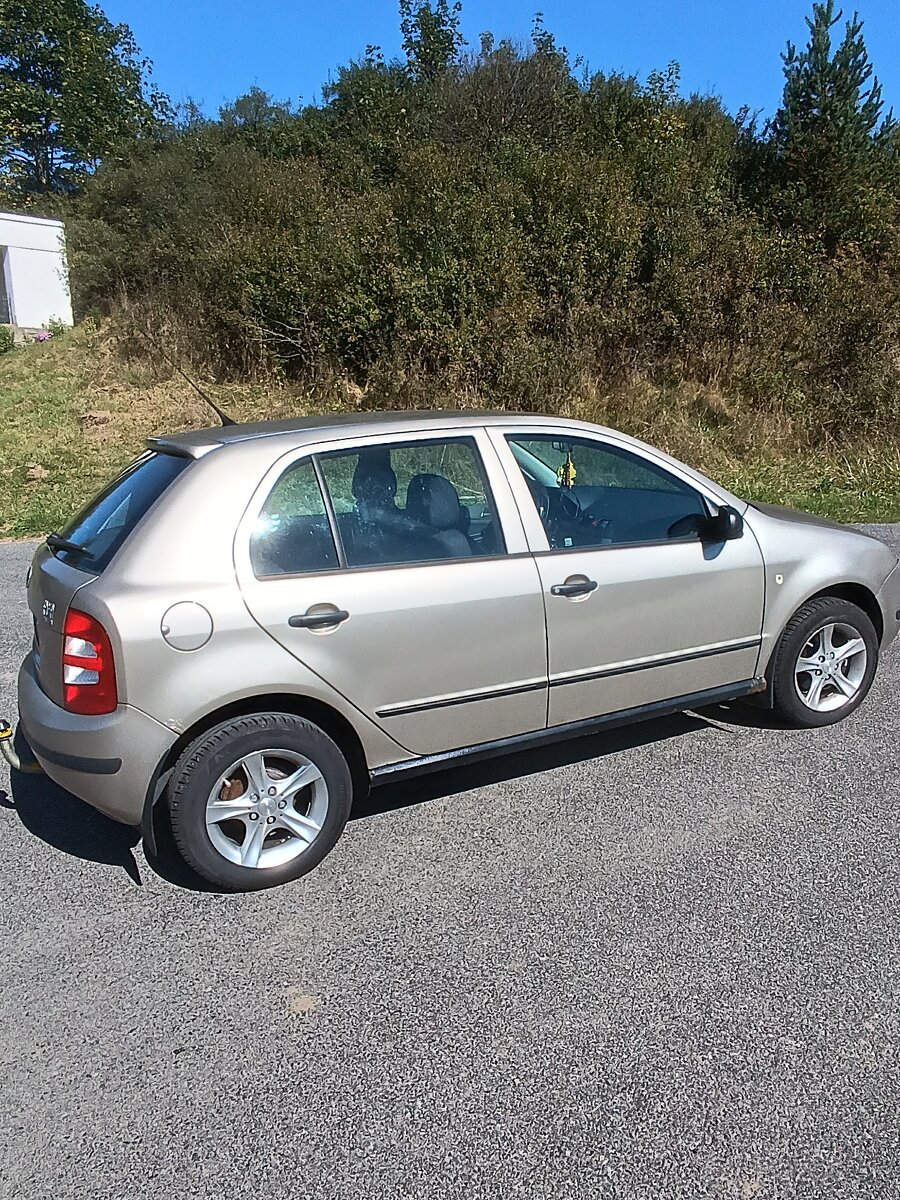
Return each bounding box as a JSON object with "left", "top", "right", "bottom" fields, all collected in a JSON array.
[
  {"left": 2, "top": 323, "right": 900, "bottom": 536},
  {"left": 719, "top": 456, "right": 900, "bottom": 524},
  {"left": 0, "top": 323, "right": 316, "bottom": 537}
]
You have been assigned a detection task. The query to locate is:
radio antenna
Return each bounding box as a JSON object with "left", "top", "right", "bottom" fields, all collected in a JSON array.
[{"left": 138, "top": 332, "right": 238, "bottom": 427}]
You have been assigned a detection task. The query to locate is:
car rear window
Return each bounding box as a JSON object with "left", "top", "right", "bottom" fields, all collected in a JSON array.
[{"left": 52, "top": 451, "right": 189, "bottom": 574}]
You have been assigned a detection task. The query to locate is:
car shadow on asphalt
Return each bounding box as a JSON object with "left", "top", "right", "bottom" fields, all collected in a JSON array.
[
  {"left": 4, "top": 723, "right": 204, "bottom": 889},
  {"left": 8, "top": 732, "right": 144, "bottom": 885},
  {"left": 4, "top": 701, "right": 785, "bottom": 891},
  {"left": 353, "top": 709, "right": 723, "bottom": 821}
]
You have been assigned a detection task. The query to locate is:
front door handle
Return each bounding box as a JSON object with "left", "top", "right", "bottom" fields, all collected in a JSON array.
[
  {"left": 289, "top": 609, "right": 350, "bottom": 629},
  {"left": 550, "top": 579, "right": 598, "bottom": 598}
]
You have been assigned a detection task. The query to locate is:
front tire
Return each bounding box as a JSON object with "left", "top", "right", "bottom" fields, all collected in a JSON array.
[
  {"left": 770, "top": 597, "right": 878, "bottom": 728},
  {"left": 168, "top": 713, "right": 353, "bottom": 891}
]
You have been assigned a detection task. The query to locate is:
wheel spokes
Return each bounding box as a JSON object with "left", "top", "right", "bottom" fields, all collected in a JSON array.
[
  {"left": 834, "top": 636, "right": 865, "bottom": 665},
  {"left": 241, "top": 752, "right": 271, "bottom": 796},
  {"left": 275, "top": 808, "right": 321, "bottom": 844},
  {"left": 819, "top": 623, "right": 836, "bottom": 657},
  {"left": 240, "top": 817, "right": 268, "bottom": 868},
  {"left": 805, "top": 673, "right": 826, "bottom": 708},
  {"left": 207, "top": 794, "right": 256, "bottom": 822},
  {"left": 277, "top": 762, "right": 323, "bottom": 804},
  {"left": 794, "top": 621, "right": 867, "bottom": 711},
  {"left": 833, "top": 670, "right": 857, "bottom": 698},
  {"left": 204, "top": 746, "right": 330, "bottom": 870}
]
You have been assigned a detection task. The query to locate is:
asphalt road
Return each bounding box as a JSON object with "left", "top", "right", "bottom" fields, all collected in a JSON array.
[{"left": 2, "top": 530, "right": 900, "bottom": 1200}]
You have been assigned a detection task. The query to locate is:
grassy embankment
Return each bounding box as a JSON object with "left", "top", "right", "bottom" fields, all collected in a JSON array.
[{"left": 2, "top": 321, "right": 899, "bottom": 537}]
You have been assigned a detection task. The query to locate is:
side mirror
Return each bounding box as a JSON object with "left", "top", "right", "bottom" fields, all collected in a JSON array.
[{"left": 706, "top": 504, "right": 744, "bottom": 541}]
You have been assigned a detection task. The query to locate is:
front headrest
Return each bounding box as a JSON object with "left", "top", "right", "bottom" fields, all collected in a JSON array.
[
  {"left": 406, "top": 474, "right": 462, "bottom": 531},
  {"left": 352, "top": 452, "right": 397, "bottom": 506}
]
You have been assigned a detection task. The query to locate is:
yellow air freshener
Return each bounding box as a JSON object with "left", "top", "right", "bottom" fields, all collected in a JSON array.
[{"left": 557, "top": 452, "right": 577, "bottom": 489}]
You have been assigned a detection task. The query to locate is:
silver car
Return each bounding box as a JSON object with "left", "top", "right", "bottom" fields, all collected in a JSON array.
[{"left": 12, "top": 412, "right": 900, "bottom": 890}]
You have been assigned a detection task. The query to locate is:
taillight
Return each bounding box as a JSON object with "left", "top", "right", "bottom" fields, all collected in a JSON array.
[{"left": 62, "top": 609, "right": 118, "bottom": 715}]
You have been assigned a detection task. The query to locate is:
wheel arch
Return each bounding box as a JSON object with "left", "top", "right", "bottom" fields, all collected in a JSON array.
[
  {"left": 142, "top": 692, "right": 370, "bottom": 843},
  {"left": 754, "top": 581, "right": 883, "bottom": 708},
  {"left": 805, "top": 582, "right": 883, "bottom": 643}
]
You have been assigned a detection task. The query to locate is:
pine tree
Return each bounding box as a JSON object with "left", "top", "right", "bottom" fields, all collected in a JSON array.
[{"left": 771, "top": 1, "right": 897, "bottom": 252}]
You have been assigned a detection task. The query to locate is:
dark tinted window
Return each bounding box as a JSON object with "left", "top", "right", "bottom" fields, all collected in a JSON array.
[
  {"left": 251, "top": 458, "right": 338, "bottom": 578},
  {"left": 319, "top": 438, "right": 504, "bottom": 568},
  {"left": 55, "top": 452, "right": 188, "bottom": 573},
  {"left": 508, "top": 436, "right": 708, "bottom": 550}
]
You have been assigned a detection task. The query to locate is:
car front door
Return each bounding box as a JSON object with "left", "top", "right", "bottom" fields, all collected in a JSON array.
[
  {"left": 235, "top": 428, "right": 548, "bottom": 757},
  {"left": 490, "top": 427, "right": 766, "bottom": 728}
]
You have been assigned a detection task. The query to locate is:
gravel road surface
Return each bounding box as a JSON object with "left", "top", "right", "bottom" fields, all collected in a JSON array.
[{"left": 2, "top": 530, "right": 899, "bottom": 1199}]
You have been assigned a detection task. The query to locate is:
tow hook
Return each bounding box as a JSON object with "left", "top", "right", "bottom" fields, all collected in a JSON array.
[{"left": 0, "top": 720, "right": 44, "bottom": 773}]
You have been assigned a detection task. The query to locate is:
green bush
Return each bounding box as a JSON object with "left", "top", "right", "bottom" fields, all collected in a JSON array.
[
  {"left": 0, "top": 325, "right": 14, "bottom": 355},
  {"left": 61, "top": 2, "right": 900, "bottom": 436}
]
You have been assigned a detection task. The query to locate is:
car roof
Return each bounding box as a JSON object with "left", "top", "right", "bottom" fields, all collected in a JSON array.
[{"left": 147, "top": 409, "right": 617, "bottom": 458}]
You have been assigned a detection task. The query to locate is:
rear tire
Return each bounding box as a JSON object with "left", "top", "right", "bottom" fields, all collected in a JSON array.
[
  {"left": 770, "top": 597, "right": 878, "bottom": 728},
  {"left": 168, "top": 712, "right": 353, "bottom": 891}
]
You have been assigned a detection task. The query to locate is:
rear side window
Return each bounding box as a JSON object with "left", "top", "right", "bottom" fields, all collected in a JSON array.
[
  {"left": 54, "top": 452, "right": 188, "bottom": 574},
  {"left": 318, "top": 438, "right": 505, "bottom": 567},
  {"left": 250, "top": 459, "right": 338, "bottom": 578}
]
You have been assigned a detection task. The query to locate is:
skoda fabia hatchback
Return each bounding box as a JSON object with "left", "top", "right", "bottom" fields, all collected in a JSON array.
[{"left": 15, "top": 412, "right": 900, "bottom": 890}]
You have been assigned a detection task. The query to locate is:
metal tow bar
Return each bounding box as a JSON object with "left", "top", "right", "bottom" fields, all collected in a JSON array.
[{"left": 0, "top": 719, "right": 43, "bottom": 773}]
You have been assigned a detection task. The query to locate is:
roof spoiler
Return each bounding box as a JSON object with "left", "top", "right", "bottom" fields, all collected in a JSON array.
[{"left": 146, "top": 436, "right": 220, "bottom": 459}]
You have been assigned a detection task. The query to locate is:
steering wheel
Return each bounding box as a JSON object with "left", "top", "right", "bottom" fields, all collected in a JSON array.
[
  {"left": 525, "top": 476, "right": 551, "bottom": 523},
  {"left": 551, "top": 488, "right": 582, "bottom": 525}
]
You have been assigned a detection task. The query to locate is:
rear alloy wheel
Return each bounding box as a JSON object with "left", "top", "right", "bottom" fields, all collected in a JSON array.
[
  {"left": 771, "top": 597, "right": 878, "bottom": 728},
  {"left": 168, "top": 713, "right": 353, "bottom": 890}
]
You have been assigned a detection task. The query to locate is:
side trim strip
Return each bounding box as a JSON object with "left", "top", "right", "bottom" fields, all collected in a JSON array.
[
  {"left": 370, "top": 677, "right": 766, "bottom": 783},
  {"left": 549, "top": 637, "right": 762, "bottom": 689},
  {"left": 376, "top": 638, "right": 762, "bottom": 717},
  {"left": 376, "top": 678, "right": 545, "bottom": 718}
]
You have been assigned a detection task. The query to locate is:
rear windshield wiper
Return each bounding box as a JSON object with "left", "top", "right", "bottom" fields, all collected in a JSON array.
[{"left": 46, "top": 532, "right": 93, "bottom": 557}]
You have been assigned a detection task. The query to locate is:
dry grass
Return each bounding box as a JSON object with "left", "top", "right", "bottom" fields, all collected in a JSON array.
[{"left": 1, "top": 321, "right": 899, "bottom": 537}]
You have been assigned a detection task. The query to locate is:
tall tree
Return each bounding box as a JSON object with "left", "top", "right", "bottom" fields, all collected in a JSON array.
[
  {"left": 399, "top": 0, "right": 463, "bottom": 82},
  {"left": 771, "top": 0, "right": 897, "bottom": 251},
  {"left": 0, "top": 0, "right": 169, "bottom": 199}
]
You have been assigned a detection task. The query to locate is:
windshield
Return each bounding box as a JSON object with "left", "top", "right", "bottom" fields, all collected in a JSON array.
[{"left": 53, "top": 451, "right": 189, "bottom": 574}]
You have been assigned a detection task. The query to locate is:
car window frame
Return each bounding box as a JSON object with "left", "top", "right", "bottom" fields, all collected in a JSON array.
[
  {"left": 235, "top": 426, "right": 530, "bottom": 583},
  {"left": 488, "top": 425, "right": 727, "bottom": 557}
]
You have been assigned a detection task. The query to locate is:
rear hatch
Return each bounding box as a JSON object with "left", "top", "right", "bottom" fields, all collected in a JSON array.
[{"left": 27, "top": 451, "right": 190, "bottom": 705}]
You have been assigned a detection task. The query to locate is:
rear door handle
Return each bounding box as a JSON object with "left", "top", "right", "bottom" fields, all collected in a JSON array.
[
  {"left": 288, "top": 609, "right": 350, "bottom": 629},
  {"left": 550, "top": 580, "right": 598, "bottom": 598}
]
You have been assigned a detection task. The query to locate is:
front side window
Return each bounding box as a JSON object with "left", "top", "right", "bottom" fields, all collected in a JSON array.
[
  {"left": 250, "top": 458, "right": 338, "bottom": 577},
  {"left": 319, "top": 437, "right": 505, "bottom": 568},
  {"left": 507, "top": 435, "right": 708, "bottom": 550}
]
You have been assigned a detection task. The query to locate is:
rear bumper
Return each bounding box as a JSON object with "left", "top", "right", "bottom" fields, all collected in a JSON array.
[{"left": 17, "top": 653, "right": 177, "bottom": 825}]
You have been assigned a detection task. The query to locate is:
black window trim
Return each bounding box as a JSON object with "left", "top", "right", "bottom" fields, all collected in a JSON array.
[{"left": 311, "top": 454, "right": 347, "bottom": 570}]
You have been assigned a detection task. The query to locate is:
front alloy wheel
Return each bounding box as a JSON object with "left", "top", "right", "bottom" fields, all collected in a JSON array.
[
  {"left": 772, "top": 596, "right": 878, "bottom": 728},
  {"left": 793, "top": 621, "right": 868, "bottom": 714}
]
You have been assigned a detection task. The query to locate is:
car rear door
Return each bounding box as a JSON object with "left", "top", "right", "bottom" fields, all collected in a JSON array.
[
  {"left": 489, "top": 426, "right": 765, "bottom": 728},
  {"left": 235, "top": 428, "right": 548, "bottom": 757}
]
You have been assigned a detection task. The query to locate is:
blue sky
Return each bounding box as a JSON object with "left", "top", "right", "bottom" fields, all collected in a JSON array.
[{"left": 104, "top": 1, "right": 899, "bottom": 121}]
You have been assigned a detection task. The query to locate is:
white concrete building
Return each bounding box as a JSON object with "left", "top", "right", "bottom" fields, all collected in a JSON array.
[{"left": 0, "top": 211, "right": 74, "bottom": 330}]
